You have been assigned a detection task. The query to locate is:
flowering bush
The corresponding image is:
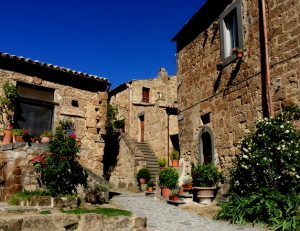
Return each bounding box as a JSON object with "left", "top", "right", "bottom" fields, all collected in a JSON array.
[
  {"left": 215, "top": 107, "right": 300, "bottom": 229},
  {"left": 229, "top": 47, "right": 243, "bottom": 55},
  {"left": 12, "top": 128, "right": 33, "bottom": 136},
  {"left": 230, "top": 113, "right": 300, "bottom": 195},
  {"left": 30, "top": 123, "right": 84, "bottom": 195}
]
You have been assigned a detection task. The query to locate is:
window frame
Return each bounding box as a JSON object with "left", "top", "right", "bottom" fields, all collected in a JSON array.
[
  {"left": 142, "top": 87, "right": 150, "bottom": 103},
  {"left": 219, "top": 0, "right": 243, "bottom": 65}
]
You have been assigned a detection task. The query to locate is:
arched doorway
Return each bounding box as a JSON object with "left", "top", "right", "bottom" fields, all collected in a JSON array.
[{"left": 198, "top": 126, "right": 215, "bottom": 164}]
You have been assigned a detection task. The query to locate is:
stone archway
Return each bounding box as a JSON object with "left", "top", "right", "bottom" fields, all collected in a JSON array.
[{"left": 198, "top": 126, "right": 215, "bottom": 164}]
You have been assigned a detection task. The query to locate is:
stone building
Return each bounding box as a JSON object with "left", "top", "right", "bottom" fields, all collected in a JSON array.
[
  {"left": 171, "top": 0, "right": 300, "bottom": 177},
  {"left": 106, "top": 68, "right": 178, "bottom": 190},
  {"left": 0, "top": 52, "right": 110, "bottom": 200}
]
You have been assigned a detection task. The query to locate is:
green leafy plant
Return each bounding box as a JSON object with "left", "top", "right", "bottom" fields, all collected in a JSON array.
[
  {"left": 230, "top": 113, "right": 300, "bottom": 195},
  {"left": 85, "top": 183, "right": 107, "bottom": 204},
  {"left": 137, "top": 168, "right": 150, "bottom": 178},
  {"left": 192, "top": 163, "right": 222, "bottom": 187},
  {"left": 215, "top": 107, "right": 300, "bottom": 229},
  {"left": 0, "top": 80, "right": 18, "bottom": 126},
  {"left": 158, "top": 157, "right": 167, "bottom": 167},
  {"left": 30, "top": 124, "right": 85, "bottom": 196},
  {"left": 170, "top": 150, "right": 180, "bottom": 160},
  {"left": 59, "top": 119, "right": 73, "bottom": 129},
  {"left": 171, "top": 188, "right": 179, "bottom": 196},
  {"left": 147, "top": 181, "right": 155, "bottom": 187},
  {"left": 158, "top": 167, "right": 179, "bottom": 189},
  {"left": 105, "top": 104, "right": 119, "bottom": 135},
  {"left": 40, "top": 131, "right": 53, "bottom": 137},
  {"left": 183, "top": 177, "right": 193, "bottom": 185}
]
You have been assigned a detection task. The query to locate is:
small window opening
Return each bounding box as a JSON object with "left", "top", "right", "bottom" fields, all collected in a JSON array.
[
  {"left": 201, "top": 113, "right": 210, "bottom": 125},
  {"left": 97, "top": 128, "right": 100, "bottom": 134},
  {"left": 95, "top": 108, "right": 99, "bottom": 112},
  {"left": 142, "top": 87, "right": 150, "bottom": 103},
  {"left": 99, "top": 101, "right": 102, "bottom": 105},
  {"left": 71, "top": 100, "right": 79, "bottom": 107}
]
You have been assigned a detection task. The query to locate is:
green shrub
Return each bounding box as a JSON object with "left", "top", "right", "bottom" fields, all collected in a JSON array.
[
  {"left": 191, "top": 163, "right": 222, "bottom": 187},
  {"left": 158, "top": 157, "right": 167, "bottom": 167},
  {"left": 137, "top": 168, "right": 150, "bottom": 178},
  {"left": 158, "top": 167, "right": 179, "bottom": 189},
  {"left": 170, "top": 150, "right": 180, "bottom": 160},
  {"left": 215, "top": 107, "right": 300, "bottom": 230},
  {"left": 147, "top": 181, "right": 155, "bottom": 187},
  {"left": 30, "top": 122, "right": 86, "bottom": 196},
  {"left": 230, "top": 112, "right": 300, "bottom": 195}
]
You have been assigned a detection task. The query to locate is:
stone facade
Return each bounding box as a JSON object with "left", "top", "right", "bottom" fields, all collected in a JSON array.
[
  {"left": 0, "top": 54, "right": 110, "bottom": 179},
  {"left": 108, "top": 69, "right": 178, "bottom": 189},
  {"left": 172, "top": 0, "right": 300, "bottom": 178}
]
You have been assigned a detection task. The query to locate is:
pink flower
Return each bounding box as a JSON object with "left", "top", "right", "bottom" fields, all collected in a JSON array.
[
  {"left": 9, "top": 125, "right": 13, "bottom": 129},
  {"left": 70, "top": 133, "right": 77, "bottom": 138}
]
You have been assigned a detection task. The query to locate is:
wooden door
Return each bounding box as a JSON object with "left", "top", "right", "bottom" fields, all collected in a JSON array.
[
  {"left": 140, "top": 115, "right": 144, "bottom": 142},
  {"left": 202, "top": 132, "right": 212, "bottom": 163}
]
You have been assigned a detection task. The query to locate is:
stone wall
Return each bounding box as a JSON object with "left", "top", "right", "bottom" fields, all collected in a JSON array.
[
  {"left": 110, "top": 73, "right": 178, "bottom": 158},
  {"left": 174, "top": 0, "right": 300, "bottom": 177},
  {"left": 0, "top": 143, "right": 109, "bottom": 202},
  {"left": 0, "top": 60, "right": 108, "bottom": 177}
]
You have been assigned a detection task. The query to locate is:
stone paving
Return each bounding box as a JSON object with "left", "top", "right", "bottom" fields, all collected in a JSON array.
[{"left": 112, "top": 192, "right": 269, "bottom": 231}]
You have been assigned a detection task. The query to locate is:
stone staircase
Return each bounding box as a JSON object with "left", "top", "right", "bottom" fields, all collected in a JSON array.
[{"left": 134, "top": 142, "right": 159, "bottom": 182}]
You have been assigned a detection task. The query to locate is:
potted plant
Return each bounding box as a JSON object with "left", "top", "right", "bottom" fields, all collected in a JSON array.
[
  {"left": 158, "top": 157, "right": 167, "bottom": 169},
  {"left": 147, "top": 181, "right": 155, "bottom": 192},
  {"left": 182, "top": 177, "right": 193, "bottom": 189},
  {"left": 214, "top": 61, "right": 223, "bottom": 71},
  {"left": 192, "top": 163, "right": 223, "bottom": 204},
  {"left": 12, "top": 128, "right": 26, "bottom": 142},
  {"left": 230, "top": 47, "right": 244, "bottom": 58},
  {"left": 40, "top": 131, "right": 53, "bottom": 144},
  {"left": 85, "top": 183, "right": 107, "bottom": 204},
  {"left": 169, "top": 188, "right": 179, "bottom": 201},
  {"left": 137, "top": 168, "right": 150, "bottom": 184},
  {"left": 170, "top": 150, "right": 180, "bottom": 167},
  {"left": 158, "top": 167, "right": 179, "bottom": 197}
]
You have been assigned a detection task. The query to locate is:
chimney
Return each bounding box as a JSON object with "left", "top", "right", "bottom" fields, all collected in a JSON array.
[{"left": 158, "top": 67, "right": 168, "bottom": 78}]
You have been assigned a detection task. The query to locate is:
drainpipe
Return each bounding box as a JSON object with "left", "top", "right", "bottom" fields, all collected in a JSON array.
[
  {"left": 167, "top": 109, "right": 170, "bottom": 167},
  {"left": 261, "top": 0, "right": 274, "bottom": 117}
]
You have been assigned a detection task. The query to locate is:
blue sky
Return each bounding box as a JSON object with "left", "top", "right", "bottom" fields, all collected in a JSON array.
[{"left": 0, "top": 1, "right": 206, "bottom": 88}]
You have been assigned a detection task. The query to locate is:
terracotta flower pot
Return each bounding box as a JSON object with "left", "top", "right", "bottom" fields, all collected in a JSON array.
[
  {"left": 182, "top": 184, "right": 193, "bottom": 189},
  {"left": 148, "top": 187, "right": 153, "bottom": 192},
  {"left": 171, "top": 159, "right": 179, "bottom": 167},
  {"left": 139, "top": 178, "right": 147, "bottom": 184},
  {"left": 236, "top": 50, "right": 243, "bottom": 58},
  {"left": 161, "top": 186, "right": 171, "bottom": 197},
  {"left": 169, "top": 195, "right": 179, "bottom": 201},
  {"left": 14, "top": 135, "right": 24, "bottom": 142},
  {"left": 40, "top": 136, "right": 50, "bottom": 144},
  {"left": 216, "top": 65, "right": 223, "bottom": 71},
  {"left": 179, "top": 188, "right": 184, "bottom": 194},
  {"left": 3, "top": 129, "right": 12, "bottom": 144},
  {"left": 194, "top": 186, "right": 217, "bottom": 204}
]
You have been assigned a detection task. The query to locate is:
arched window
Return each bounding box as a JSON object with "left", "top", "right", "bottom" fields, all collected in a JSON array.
[{"left": 198, "top": 126, "right": 215, "bottom": 164}]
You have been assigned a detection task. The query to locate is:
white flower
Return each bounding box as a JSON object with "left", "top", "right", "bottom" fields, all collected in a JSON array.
[
  {"left": 263, "top": 157, "right": 267, "bottom": 160},
  {"left": 243, "top": 155, "right": 248, "bottom": 159},
  {"left": 296, "top": 175, "right": 300, "bottom": 179},
  {"left": 277, "top": 147, "right": 281, "bottom": 150},
  {"left": 285, "top": 130, "right": 289, "bottom": 133},
  {"left": 295, "top": 151, "right": 299, "bottom": 154},
  {"left": 282, "top": 144, "right": 285, "bottom": 148},
  {"left": 280, "top": 125, "right": 284, "bottom": 128}
]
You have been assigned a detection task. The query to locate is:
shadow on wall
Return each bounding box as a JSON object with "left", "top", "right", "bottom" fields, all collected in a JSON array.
[{"left": 102, "top": 134, "right": 120, "bottom": 181}]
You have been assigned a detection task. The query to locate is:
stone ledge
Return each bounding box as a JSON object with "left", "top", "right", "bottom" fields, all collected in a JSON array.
[
  {"left": 167, "top": 199, "right": 186, "bottom": 206},
  {"left": 0, "top": 143, "right": 48, "bottom": 151}
]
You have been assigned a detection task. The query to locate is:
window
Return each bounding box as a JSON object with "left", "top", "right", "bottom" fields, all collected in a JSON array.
[
  {"left": 219, "top": 0, "right": 243, "bottom": 65},
  {"left": 142, "top": 87, "right": 150, "bottom": 103},
  {"left": 14, "top": 82, "right": 57, "bottom": 137}
]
